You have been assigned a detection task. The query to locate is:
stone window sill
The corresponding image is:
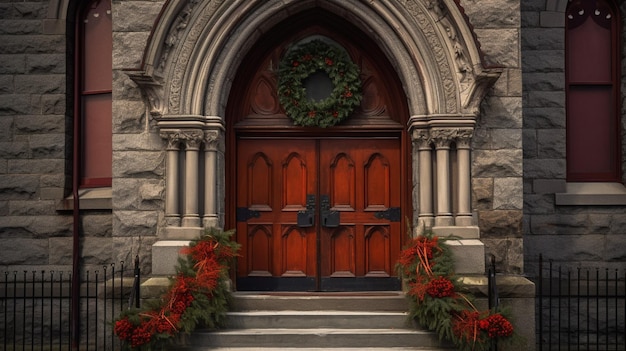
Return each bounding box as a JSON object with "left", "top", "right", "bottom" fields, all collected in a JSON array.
[
  {"left": 57, "top": 187, "right": 112, "bottom": 210},
  {"left": 555, "top": 182, "right": 626, "bottom": 206}
]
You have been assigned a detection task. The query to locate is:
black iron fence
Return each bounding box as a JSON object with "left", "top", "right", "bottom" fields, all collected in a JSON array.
[
  {"left": 1, "top": 258, "right": 140, "bottom": 351},
  {"left": 534, "top": 255, "right": 626, "bottom": 350}
]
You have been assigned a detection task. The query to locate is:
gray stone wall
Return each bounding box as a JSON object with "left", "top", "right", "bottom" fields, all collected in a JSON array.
[
  {"left": 522, "top": 0, "right": 626, "bottom": 275},
  {"left": 0, "top": 0, "right": 540, "bottom": 280},
  {"left": 0, "top": 1, "right": 120, "bottom": 273},
  {"left": 0, "top": 0, "right": 71, "bottom": 271},
  {"left": 464, "top": 0, "right": 525, "bottom": 274},
  {"left": 111, "top": 0, "right": 167, "bottom": 274}
]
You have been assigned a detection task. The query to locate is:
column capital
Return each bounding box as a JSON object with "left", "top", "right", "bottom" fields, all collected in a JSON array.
[
  {"left": 159, "top": 131, "right": 181, "bottom": 150},
  {"left": 411, "top": 129, "right": 431, "bottom": 149},
  {"left": 455, "top": 128, "right": 474, "bottom": 149},
  {"left": 430, "top": 128, "right": 456, "bottom": 148},
  {"left": 177, "top": 129, "right": 204, "bottom": 150},
  {"left": 203, "top": 130, "right": 222, "bottom": 151}
]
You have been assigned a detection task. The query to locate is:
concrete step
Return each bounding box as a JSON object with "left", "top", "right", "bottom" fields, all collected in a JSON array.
[
  {"left": 179, "top": 292, "right": 454, "bottom": 350},
  {"left": 188, "top": 348, "right": 449, "bottom": 351},
  {"left": 225, "top": 310, "right": 412, "bottom": 329},
  {"left": 188, "top": 328, "right": 444, "bottom": 349},
  {"left": 230, "top": 291, "right": 409, "bottom": 311}
]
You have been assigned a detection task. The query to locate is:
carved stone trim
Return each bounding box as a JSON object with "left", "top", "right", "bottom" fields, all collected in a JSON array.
[
  {"left": 430, "top": 128, "right": 458, "bottom": 148},
  {"left": 130, "top": 74, "right": 165, "bottom": 117},
  {"left": 203, "top": 130, "right": 222, "bottom": 151},
  {"left": 160, "top": 131, "right": 181, "bottom": 151},
  {"left": 455, "top": 128, "right": 474, "bottom": 149},
  {"left": 411, "top": 129, "right": 432, "bottom": 149}
]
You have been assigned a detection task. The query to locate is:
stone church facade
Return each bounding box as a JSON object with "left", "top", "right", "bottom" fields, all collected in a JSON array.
[{"left": 1, "top": 0, "right": 625, "bottom": 348}]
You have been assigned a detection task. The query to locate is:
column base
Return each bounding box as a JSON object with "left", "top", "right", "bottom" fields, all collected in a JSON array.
[
  {"left": 432, "top": 225, "right": 480, "bottom": 238},
  {"left": 202, "top": 216, "right": 220, "bottom": 228},
  {"left": 182, "top": 216, "right": 201, "bottom": 227},
  {"left": 434, "top": 216, "right": 454, "bottom": 226},
  {"left": 161, "top": 226, "right": 204, "bottom": 240}
]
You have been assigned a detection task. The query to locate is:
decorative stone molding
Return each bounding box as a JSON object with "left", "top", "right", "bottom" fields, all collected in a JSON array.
[
  {"left": 181, "top": 131, "right": 203, "bottom": 151},
  {"left": 131, "top": 0, "right": 499, "bottom": 119},
  {"left": 130, "top": 74, "right": 166, "bottom": 117},
  {"left": 430, "top": 128, "right": 458, "bottom": 148},
  {"left": 411, "top": 129, "right": 432, "bottom": 149},
  {"left": 203, "top": 130, "right": 221, "bottom": 152},
  {"left": 160, "top": 131, "right": 181, "bottom": 151}
]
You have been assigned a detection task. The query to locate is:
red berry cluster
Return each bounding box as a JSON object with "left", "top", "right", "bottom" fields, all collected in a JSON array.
[
  {"left": 130, "top": 321, "right": 153, "bottom": 348},
  {"left": 426, "top": 276, "right": 455, "bottom": 298},
  {"left": 481, "top": 313, "right": 514, "bottom": 338},
  {"left": 114, "top": 317, "right": 133, "bottom": 341}
]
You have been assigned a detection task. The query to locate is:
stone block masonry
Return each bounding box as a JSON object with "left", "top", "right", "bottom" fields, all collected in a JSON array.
[{"left": 521, "top": 1, "right": 626, "bottom": 276}]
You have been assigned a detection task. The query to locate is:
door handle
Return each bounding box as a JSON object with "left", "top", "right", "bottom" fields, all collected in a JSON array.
[
  {"left": 297, "top": 194, "right": 316, "bottom": 227},
  {"left": 320, "top": 195, "right": 340, "bottom": 227}
]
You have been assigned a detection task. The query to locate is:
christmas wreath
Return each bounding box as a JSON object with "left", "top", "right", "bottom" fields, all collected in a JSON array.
[
  {"left": 114, "top": 228, "right": 240, "bottom": 350},
  {"left": 277, "top": 39, "right": 362, "bottom": 127},
  {"left": 397, "top": 232, "right": 518, "bottom": 351}
]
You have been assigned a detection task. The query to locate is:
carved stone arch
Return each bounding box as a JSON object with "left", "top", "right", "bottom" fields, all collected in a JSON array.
[{"left": 130, "top": 0, "right": 500, "bottom": 124}]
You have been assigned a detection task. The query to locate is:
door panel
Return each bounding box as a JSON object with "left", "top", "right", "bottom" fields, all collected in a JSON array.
[
  {"left": 236, "top": 138, "right": 401, "bottom": 291},
  {"left": 319, "top": 139, "right": 401, "bottom": 290},
  {"left": 236, "top": 139, "right": 317, "bottom": 290}
]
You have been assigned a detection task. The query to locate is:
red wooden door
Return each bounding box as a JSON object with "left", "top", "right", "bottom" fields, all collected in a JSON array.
[{"left": 236, "top": 138, "right": 401, "bottom": 291}]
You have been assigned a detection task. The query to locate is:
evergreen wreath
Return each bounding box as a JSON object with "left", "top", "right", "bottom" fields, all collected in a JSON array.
[
  {"left": 277, "top": 39, "right": 362, "bottom": 127},
  {"left": 114, "top": 228, "right": 240, "bottom": 350},
  {"left": 397, "top": 232, "right": 518, "bottom": 351}
]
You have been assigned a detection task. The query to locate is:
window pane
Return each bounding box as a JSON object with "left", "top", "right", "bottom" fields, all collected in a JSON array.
[
  {"left": 567, "top": 16, "right": 611, "bottom": 83},
  {"left": 82, "top": 93, "right": 112, "bottom": 184},
  {"left": 567, "top": 86, "right": 617, "bottom": 179},
  {"left": 82, "top": 0, "right": 112, "bottom": 92}
]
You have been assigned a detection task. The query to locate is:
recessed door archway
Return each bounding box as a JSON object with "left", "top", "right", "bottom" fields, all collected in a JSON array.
[{"left": 226, "top": 11, "right": 411, "bottom": 291}]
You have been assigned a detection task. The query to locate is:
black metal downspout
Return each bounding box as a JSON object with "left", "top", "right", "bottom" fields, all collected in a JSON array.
[{"left": 71, "top": 13, "right": 81, "bottom": 350}]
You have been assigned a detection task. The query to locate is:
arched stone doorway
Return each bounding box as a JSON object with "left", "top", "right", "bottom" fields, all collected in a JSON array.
[
  {"left": 225, "top": 10, "right": 410, "bottom": 291},
  {"left": 128, "top": 0, "right": 501, "bottom": 285}
]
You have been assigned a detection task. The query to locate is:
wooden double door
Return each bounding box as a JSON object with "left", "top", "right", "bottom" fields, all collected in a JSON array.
[{"left": 235, "top": 137, "right": 402, "bottom": 291}]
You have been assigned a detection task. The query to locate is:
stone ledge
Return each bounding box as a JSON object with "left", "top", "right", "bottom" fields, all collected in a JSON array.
[
  {"left": 556, "top": 182, "right": 626, "bottom": 206},
  {"left": 141, "top": 276, "right": 172, "bottom": 299},
  {"left": 57, "top": 187, "right": 112, "bottom": 210},
  {"left": 459, "top": 275, "right": 536, "bottom": 298}
]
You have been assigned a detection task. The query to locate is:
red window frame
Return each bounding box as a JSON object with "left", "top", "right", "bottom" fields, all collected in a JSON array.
[
  {"left": 75, "top": 0, "right": 112, "bottom": 188},
  {"left": 565, "top": 0, "right": 622, "bottom": 182}
]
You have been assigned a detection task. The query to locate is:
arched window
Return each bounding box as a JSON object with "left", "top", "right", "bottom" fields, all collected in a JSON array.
[
  {"left": 565, "top": 0, "right": 621, "bottom": 182},
  {"left": 76, "top": 0, "right": 112, "bottom": 187}
]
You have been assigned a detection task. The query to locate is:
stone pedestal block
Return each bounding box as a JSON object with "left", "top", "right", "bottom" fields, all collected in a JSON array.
[
  {"left": 151, "top": 240, "right": 191, "bottom": 275},
  {"left": 446, "top": 239, "right": 485, "bottom": 274}
]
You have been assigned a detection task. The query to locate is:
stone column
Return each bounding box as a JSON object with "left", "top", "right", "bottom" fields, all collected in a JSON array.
[
  {"left": 161, "top": 132, "right": 181, "bottom": 226},
  {"left": 203, "top": 130, "right": 221, "bottom": 228},
  {"left": 413, "top": 129, "right": 434, "bottom": 228},
  {"left": 455, "top": 129, "right": 473, "bottom": 226},
  {"left": 181, "top": 130, "right": 203, "bottom": 228},
  {"left": 431, "top": 129, "right": 454, "bottom": 227}
]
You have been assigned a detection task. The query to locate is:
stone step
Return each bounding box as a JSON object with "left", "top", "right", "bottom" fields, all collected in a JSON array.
[
  {"left": 179, "top": 292, "right": 454, "bottom": 350},
  {"left": 230, "top": 291, "right": 409, "bottom": 311},
  {"left": 188, "top": 348, "right": 447, "bottom": 351},
  {"left": 225, "top": 310, "right": 412, "bottom": 329},
  {"left": 188, "top": 328, "right": 444, "bottom": 349}
]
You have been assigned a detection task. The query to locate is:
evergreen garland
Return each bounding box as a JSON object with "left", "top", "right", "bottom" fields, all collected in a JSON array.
[
  {"left": 114, "top": 228, "right": 240, "bottom": 350},
  {"left": 397, "top": 232, "right": 517, "bottom": 351},
  {"left": 277, "top": 39, "right": 362, "bottom": 127}
]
